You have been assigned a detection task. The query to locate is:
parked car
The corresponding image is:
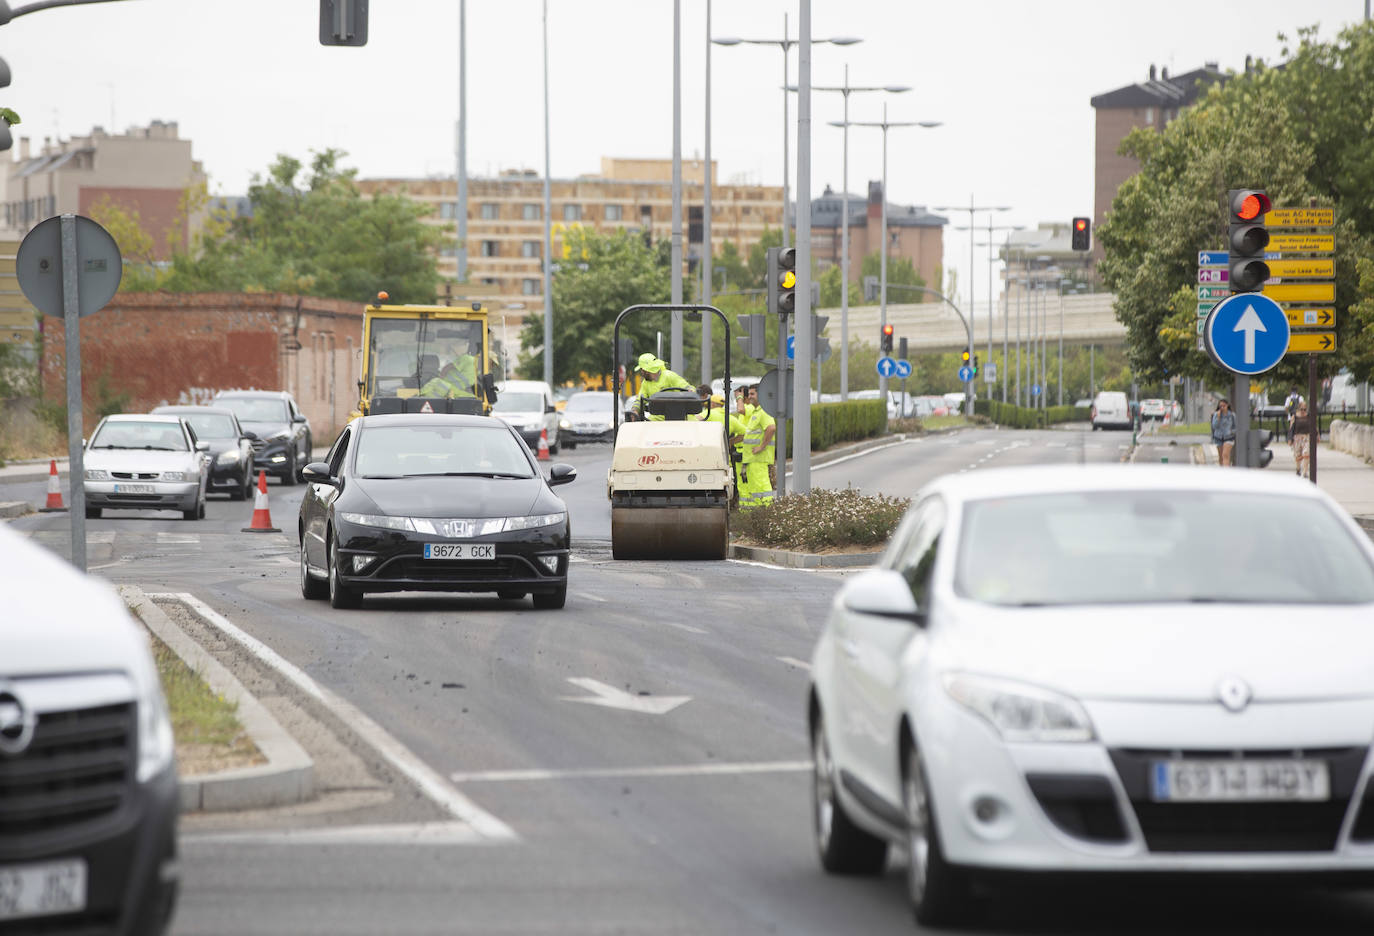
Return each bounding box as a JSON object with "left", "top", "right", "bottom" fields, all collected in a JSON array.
[
  {"left": 211, "top": 390, "right": 312, "bottom": 485},
  {"left": 151, "top": 405, "right": 256, "bottom": 500},
  {"left": 1090, "top": 390, "right": 1131, "bottom": 430},
  {"left": 493, "top": 379, "right": 561, "bottom": 454},
  {"left": 1139, "top": 398, "right": 1169, "bottom": 421},
  {"left": 298, "top": 414, "right": 575, "bottom": 609},
  {"left": 83, "top": 414, "right": 210, "bottom": 520},
  {"left": 913, "top": 395, "right": 950, "bottom": 418},
  {"left": 558, "top": 391, "right": 617, "bottom": 448},
  {"left": 808, "top": 465, "right": 1374, "bottom": 925},
  {"left": 1, "top": 521, "right": 179, "bottom": 933}
]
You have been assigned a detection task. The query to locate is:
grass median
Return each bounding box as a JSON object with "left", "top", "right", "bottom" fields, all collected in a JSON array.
[{"left": 148, "top": 633, "right": 264, "bottom": 775}]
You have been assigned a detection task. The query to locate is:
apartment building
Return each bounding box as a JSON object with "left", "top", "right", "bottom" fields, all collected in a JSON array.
[{"left": 810, "top": 182, "right": 945, "bottom": 291}]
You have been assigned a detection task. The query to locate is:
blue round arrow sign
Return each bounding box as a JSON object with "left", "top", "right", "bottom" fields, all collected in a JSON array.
[
  {"left": 958, "top": 365, "right": 973, "bottom": 383},
  {"left": 877, "top": 356, "right": 897, "bottom": 377},
  {"left": 1204, "top": 293, "right": 1289, "bottom": 375},
  {"left": 895, "top": 359, "right": 913, "bottom": 379}
]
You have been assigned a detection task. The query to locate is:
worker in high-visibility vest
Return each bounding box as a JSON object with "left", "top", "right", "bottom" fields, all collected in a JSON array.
[
  {"left": 748, "top": 385, "right": 777, "bottom": 490},
  {"left": 737, "top": 389, "right": 776, "bottom": 508},
  {"left": 420, "top": 336, "right": 479, "bottom": 399},
  {"left": 694, "top": 384, "right": 746, "bottom": 503},
  {"left": 628, "top": 353, "right": 692, "bottom": 421}
]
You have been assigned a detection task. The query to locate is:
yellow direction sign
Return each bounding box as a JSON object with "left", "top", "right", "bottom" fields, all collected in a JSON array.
[
  {"left": 1266, "top": 258, "right": 1334, "bottom": 278},
  {"left": 1266, "top": 207, "right": 1334, "bottom": 228},
  {"left": 1263, "top": 282, "right": 1335, "bottom": 302},
  {"left": 1269, "top": 233, "right": 1334, "bottom": 253},
  {"left": 1288, "top": 332, "right": 1336, "bottom": 354},
  {"left": 1284, "top": 308, "right": 1335, "bottom": 329}
]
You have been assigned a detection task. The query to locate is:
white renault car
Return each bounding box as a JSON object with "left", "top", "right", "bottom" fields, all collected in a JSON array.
[
  {"left": 83, "top": 414, "right": 210, "bottom": 520},
  {"left": 808, "top": 465, "right": 1374, "bottom": 925}
]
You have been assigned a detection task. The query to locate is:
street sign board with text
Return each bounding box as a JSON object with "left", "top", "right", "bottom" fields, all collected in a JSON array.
[
  {"left": 1198, "top": 250, "right": 1229, "bottom": 266},
  {"left": 1197, "top": 285, "right": 1230, "bottom": 300},
  {"left": 1265, "top": 258, "right": 1334, "bottom": 278},
  {"left": 1268, "top": 233, "right": 1334, "bottom": 253},
  {"left": 1198, "top": 268, "right": 1228, "bottom": 284},
  {"left": 1262, "top": 282, "right": 1335, "bottom": 303},
  {"left": 1287, "top": 332, "right": 1336, "bottom": 354},
  {"left": 1265, "top": 207, "right": 1334, "bottom": 228},
  {"left": 1285, "top": 308, "right": 1335, "bottom": 329}
]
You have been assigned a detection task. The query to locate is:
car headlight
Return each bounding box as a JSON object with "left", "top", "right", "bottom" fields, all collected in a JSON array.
[
  {"left": 504, "top": 512, "right": 566, "bottom": 532},
  {"left": 942, "top": 673, "right": 1095, "bottom": 743},
  {"left": 339, "top": 512, "right": 565, "bottom": 534},
  {"left": 84, "top": 469, "right": 110, "bottom": 481},
  {"left": 128, "top": 637, "right": 175, "bottom": 783},
  {"left": 161, "top": 471, "right": 186, "bottom": 482},
  {"left": 216, "top": 451, "right": 240, "bottom": 464},
  {"left": 339, "top": 512, "right": 416, "bottom": 532},
  {"left": 559, "top": 418, "right": 571, "bottom": 430}
]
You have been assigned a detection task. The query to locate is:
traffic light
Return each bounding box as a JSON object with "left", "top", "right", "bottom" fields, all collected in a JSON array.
[
  {"left": 736, "top": 313, "right": 767, "bottom": 360},
  {"left": 1071, "top": 217, "right": 1091, "bottom": 251},
  {"left": 320, "top": 0, "right": 369, "bottom": 46},
  {"left": 972, "top": 353, "right": 980, "bottom": 377},
  {"left": 766, "top": 246, "right": 797, "bottom": 315},
  {"left": 961, "top": 349, "right": 972, "bottom": 369},
  {"left": 811, "top": 314, "right": 831, "bottom": 362},
  {"left": 1247, "top": 427, "right": 1275, "bottom": 469},
  {"left": 1228, "top": 189, "right": 1271, "bottom": 293},
  {"left": 897, "top": 337, "right": 908, "bottom": 361},
  {"left": 880, "top": 323, "right": 894, "bottom": 355}
]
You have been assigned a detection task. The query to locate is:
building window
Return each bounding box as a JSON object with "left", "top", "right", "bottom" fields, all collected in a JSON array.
[
  {"left": 522, "top": 204, "right": 541, "bottom": 220},
  {"left": 481, "top": 240, "right": 499, "bottom": 257},
  {"left": 439, "top": 203, "right": 456, "bottom": 219},
  {"left": 605, "top": 204, "right": 622, "bottom": 221},
  {"left": 522, "top": 240, "right": 541, "bottom": 258},
  {"left": 1144, "top": 107, "right": 1155, "bottom": 126},
  {"left": 640, "top": 205, "right": 652, "bottom": 226},
  {"left": 481, "top": 277, "right": 497, "bottom": 286},
  {"left": 522, "top": 278, "right": 541, "bottom": 296},
  {"left": 481, "top": 203, "right": 499, "bottom": 220},
  {"left": 439, "top": 246, "right": 458, "bottom": 257},
  {"left": 563, "top": 204, "right": 581, "bottom": 222}
]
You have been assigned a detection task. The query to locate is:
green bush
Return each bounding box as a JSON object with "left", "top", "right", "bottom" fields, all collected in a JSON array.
[
  {"left": 732, "top": 487, "right": 909, "bottom": 551},
  {"left": 779, "top": 398, "right": 888, "bottom": 456},
  {"left": 974, "top": 399, "right": 1089, "bottom": 428}
]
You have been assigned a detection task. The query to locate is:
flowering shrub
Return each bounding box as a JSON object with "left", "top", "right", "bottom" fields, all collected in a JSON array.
[{"left": 732, "top": 487, "right": 909, "bottom": 552}]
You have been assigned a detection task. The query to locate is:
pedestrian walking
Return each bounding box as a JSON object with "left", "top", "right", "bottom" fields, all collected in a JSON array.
[
  {"left": 1284, "top": 387, "right": 1305, "bottom": 443},
  {"left": 1291, "top": 402, "right": 1311, "bottom": 478},
  {"left": 1211, "top": 399, "right": 1237, "bottom": 467}
]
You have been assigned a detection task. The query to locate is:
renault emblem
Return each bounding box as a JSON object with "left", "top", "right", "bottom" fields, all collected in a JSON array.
[
  {"left": 1216, "top": 676, "right": 1252, "bottom": 713},
  {"left": 0, "top": 684, "right": 36, "bottom": 756}
]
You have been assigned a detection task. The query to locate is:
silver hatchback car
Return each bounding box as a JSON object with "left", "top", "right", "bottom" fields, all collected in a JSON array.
[{"left": 83, "top": 414, "right": 210, "bottom": 520}]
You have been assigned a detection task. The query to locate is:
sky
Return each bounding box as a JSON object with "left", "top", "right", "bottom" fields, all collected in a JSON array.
[{"left": 3, "top": 0, "right": 1367, "bottom": 308}]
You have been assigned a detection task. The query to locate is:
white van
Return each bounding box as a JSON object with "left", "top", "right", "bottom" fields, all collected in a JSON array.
[
  {"left": 493, "top": 379, "right": 561, "bottom": 453},
  {"left": 1091, "top": 390, "right": 1132, "bottom": 431}
]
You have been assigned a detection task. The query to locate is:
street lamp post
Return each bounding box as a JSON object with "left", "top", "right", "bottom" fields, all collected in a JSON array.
[
  {"left": 974, "top": 222, "right": 1022, "bottom": 401},
  {"left": 792, "top": 72, "right": 907, "bottom": 402},
  {"left": 455, "top": 0, "right": 467, "bottom": 284},
  {"left": 939, "top": 199, "right": 1009, "bottom": 414},
  {"left": 830, "top": 106, "right": 940, "bottom": 407},
  {"left": 540, "top": 0, "right": 553, "bottom": 386},
  {"left": 701, "top": 0, "right": 712, "bottom": 384},
  {"left": 712, "top": 25, "right": 860, "bottom": 250}
]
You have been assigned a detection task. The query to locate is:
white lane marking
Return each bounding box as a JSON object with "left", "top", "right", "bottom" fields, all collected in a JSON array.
[
  {"left": 451, "top": 760, "right": 811, "bottom": 784},
  {"left": 182, "top": 821, "right": 489, "bottom": 847},
  {"left": 157, "top": 532, "right": 199, "bottom": 544},
  {"left": 808, "top": 437, "right": 921, "bottom": 473},
  {"left": 1045, "top": 442, "right": 1067, "bottom": 448},
  {"left": 560, "top": 677, "right": 691, "bottom": 715},
  {"left": 576, "top": 591, "right": 607, "bottom": 603},
  {"left": 150, "top": 592, "right": 516, "bottom": 842},
  {"left": 776, "top": 656, "right": 812, "bottom": 670},
  {"left": 87, "top": 531, "right": 116, "bottom": 544},
  {"left": 664, "top": 621, "right": 708, "bottom": 635}
]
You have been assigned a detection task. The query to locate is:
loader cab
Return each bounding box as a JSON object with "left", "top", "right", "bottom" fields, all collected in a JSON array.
[{"left": 357, "top": 298, "right": 500, "bottom": 417}]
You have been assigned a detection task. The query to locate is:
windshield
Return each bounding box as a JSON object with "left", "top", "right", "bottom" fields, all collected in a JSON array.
[
  {"left": 566, "top": 393, "right": 613, "bottom": 413},
  {"left": 955, "top": 491, "right": 1374, "bottom": 606},
  {"left": 492, "top": 392, "right": 543, "bottom": 413},
  {"left": 354, "top": 425, "right": 535, "bottom": 479},
  {"left": 367, "top": 318, "right": 484, "bottom": 400},
  {"left": 90, "top": 421, "right": 188, "bottom": 452},
  {"left": 217, "top": 398, "right": 288, "bottom": 423},
  {"left": 178, "top": 414, "right": 237, "bottom": 439}
]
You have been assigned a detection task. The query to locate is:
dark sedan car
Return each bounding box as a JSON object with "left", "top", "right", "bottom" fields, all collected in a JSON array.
[
  {"left": 297, "top": 414, "right": 575, "bottom": 609},
  {"left": 151, "top": 405, "right": 256, "bottom": 499},
  {"left": 211, "top": 390, "right": 312, "bottom": 485}
]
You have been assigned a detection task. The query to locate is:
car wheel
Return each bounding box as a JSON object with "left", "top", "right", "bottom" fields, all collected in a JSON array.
[
  {"left": 197, "top": 491, "right": 207, "bottom": 520},
  {"left": 328, "top": 537, "right": 362, "bottom": 609},
  {"left": 85, "top": 506, "right": 101, "bottom": 520},
  {"left": 564, "top": 439, "right": 576, "bottom": 450},
  {"left": 549, "top": 436, "right": 560, "bottom": 455},
  {"left": 281, "top": 451, "right": 298, "bottom": 487},
  {"left": 300, "top": 538, "right": 327, "bottom": 600},
  {"left": 811, "top": 712, "right": 887, "bottom": 875},
  {"left": 497, "top": 589, "right": 526, "bottom": 600},
  {"left": 532, "top": 582, "right": 567, "bottom": 609},
  {"left": 230, "top": 468, "right": 248, "bottom": 501},
  {"left": 903, "top": 739, "right": 971, "bottom": 927}
]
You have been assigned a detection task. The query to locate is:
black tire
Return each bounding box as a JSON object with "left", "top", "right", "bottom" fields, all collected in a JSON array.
[
  {"left": 564, "top": 439, "right": 576, "bottom": 450},
  {"left": 497, "top": 589, "right": 526, "bottom": 601},
  {"left": 198, "top": 494, "right": 207, "bottom": 520},
  {"left": 549, "top": 437, "right": 560, "bottom": 455},
  {"left": 811, "top": 713, "right": 887, "bottom": 875},
  {"left": 85, "top": 506, "right": 101, "bottom": 520},
  {"left": 281, "top": 450, "right": 298, "bottom": 487},
  {"left": 300, "top": 538, "right": 327, "bottom": 600},
  {"left": 903, "top": 738, "right": 972, "bottom": 927},
  {"left": 230, "top": 469, "right": 249, "bottom": 501},
  {"left": 328, "top": 537, "right": 363, "bottom": 609},
  {"left": 532, "top": 582, "right": 567, "bottom": 609}
]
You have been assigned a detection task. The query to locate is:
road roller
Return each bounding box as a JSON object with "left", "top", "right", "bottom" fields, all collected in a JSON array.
[{"left": 608, "top": 304, "right": 733, "bottom": 561}]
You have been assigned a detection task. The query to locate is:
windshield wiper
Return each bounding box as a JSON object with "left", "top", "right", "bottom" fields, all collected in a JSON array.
[
  {"left": 92, "top": 444, "right": 134, "bottom": 449},
  {"left": 360, "top": 474, "right": 405, "bottom": 480},
  {"left": 403, "top": 471, "right": 532, "bottom": 479}
]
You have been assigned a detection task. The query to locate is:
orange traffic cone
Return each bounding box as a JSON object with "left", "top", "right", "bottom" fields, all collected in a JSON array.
[
  {"left": 241, "top": 471, "right": 281, "bottom": 533},
  {"left": 39, "top": 459, "right": 67, "bottom": 512},
  {"left": 537, "top": 429, "right": 551, "bottom": 461}
]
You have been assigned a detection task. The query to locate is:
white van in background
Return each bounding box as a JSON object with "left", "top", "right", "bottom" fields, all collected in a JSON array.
[
  {"left": 493, "top": 379, "right": 561, "bottom": 453},
  {"left": 1091, "top": 390, "right": 1132, "bottom": 430}
]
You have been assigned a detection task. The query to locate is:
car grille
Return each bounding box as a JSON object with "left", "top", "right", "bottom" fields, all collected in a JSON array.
[
  {"left": 111, "top": 472, "right": 160, "bottom": 480},
  {"left": 106, "top": 494, "right": 166, "bottom": 502},
  {"left": 0, "top": 702, "right": 134, "bottom": 838},
  {"left": 1109, "top": 748, "right": 1365, "bottom": 852},
  {"left": 250, "top": 439, "right": 267, "bottom": 454},
  {"left": 1025, "top": 774, "right": 1129, "bottom": 844},
  {"left": 375, "top": 557, "right": 527, "bottom": 582}
]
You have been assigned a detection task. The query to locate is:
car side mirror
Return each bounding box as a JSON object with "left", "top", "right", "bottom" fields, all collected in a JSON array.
[
  {"left": 301, "top": 462, "right": 336, "bottom": 485},
  {"left": 241, "top": 431, "right": 258, "bottom": 441},
  {"left": 292, "top": 414, "right": 308, "bottom": 424},
  {"left": 545, "top": 403, "right": 556, "bottom": 414},
  {"left": 195, "top": 441, "right": 211, "bottom": 452},
  {"left": 547, "top": 463, "right": 577, "bottom": 486},
  {"left": 840, "top": 568, "right": 925, "bottom": 625},
  {"left": 482, "top": 372, "right": 498, "bottom": 404}
]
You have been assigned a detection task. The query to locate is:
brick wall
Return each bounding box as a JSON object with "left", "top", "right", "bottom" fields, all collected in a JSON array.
[{"left": 40, "top": 292, "right": 364, "bottom": 439}]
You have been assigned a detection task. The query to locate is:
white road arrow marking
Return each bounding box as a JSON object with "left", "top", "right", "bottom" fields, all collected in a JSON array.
[
  {"left": 560, "top": 677, "right": 691, "bottom": 715},
  {"left": 1233, "top": 304, "right": 1267, "bottom": 365}
]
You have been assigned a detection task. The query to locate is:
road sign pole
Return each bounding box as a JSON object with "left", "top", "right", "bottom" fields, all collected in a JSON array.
[
  {"left": 60, "top": 215, "right": 86, "bottom": 572},
  {"left": 1309, "top": 355, "right": 1319, "bottom": 484},
  {"left": 775, "top": 314, "right": 787, "bottom": 498},
  {"left": 1233, "top": 373, "right": 1250, "bottom": 468}
]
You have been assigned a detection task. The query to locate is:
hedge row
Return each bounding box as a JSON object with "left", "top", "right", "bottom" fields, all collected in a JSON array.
[
  {"left": 974, "top": 399, "right": 1090, "bottom": 428},
  {"left": 777, "top": 398, "right": 888, "bottom": 456}
]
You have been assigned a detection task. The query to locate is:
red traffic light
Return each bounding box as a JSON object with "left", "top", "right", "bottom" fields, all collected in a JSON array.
[
  {"left": 1230, "top": 189, "right": 1271, "bottom": 222},
  {"left": 882, "top": 324, "right": 893, "bottom": 337},
  {"left": 1074, "top": 218, "right": 1087, "bottom": 232}
]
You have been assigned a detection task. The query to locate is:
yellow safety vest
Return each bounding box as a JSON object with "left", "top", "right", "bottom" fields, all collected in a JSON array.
[
  {"left": 421, "top": 356, "right": 477, "bottom": 399},
  {"left": 634, "top": 369, "right": 692, "bottom": 419},
  {"left": 742, "top": 407, "right": 775, "bottom": 464}
]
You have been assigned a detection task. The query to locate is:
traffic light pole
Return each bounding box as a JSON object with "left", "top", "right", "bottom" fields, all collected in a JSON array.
[
  {"left": 1309, "top": 355, "right": 1319, "bottom": 483},
  {"left": 1233, "top": 374, "right": 1250, "bottom": 468}
]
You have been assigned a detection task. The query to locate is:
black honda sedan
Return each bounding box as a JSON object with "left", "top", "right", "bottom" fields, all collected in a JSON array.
[{"left": 298, "top": 414, "right": 575, "bottom": 609}]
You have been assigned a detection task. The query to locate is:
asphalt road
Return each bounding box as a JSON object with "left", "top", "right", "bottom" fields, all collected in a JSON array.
[{"left": 9, "top": 426, "right": 1374, "bottom": 935}]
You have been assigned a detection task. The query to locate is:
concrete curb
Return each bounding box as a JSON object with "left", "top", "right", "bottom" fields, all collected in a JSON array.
[
  {"left": 119, "top": 585, "right": 315, "bottom": 813},
  {"left": 0, "top": 500, "right": 31, "bottom": 518},
  {"left": 728, "top": 542, "right": 881, "bottom": 568}
]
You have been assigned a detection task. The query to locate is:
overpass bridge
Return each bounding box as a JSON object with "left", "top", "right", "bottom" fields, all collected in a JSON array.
[{"left": 831, "top": 292, "right": 1126, "bottom": 353}]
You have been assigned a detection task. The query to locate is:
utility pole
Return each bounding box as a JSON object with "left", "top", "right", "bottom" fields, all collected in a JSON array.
[
  {"left": 455, "top": 0, "right": 467, "bottom": 283},
  {"left": 540, "top": 0, "right": 553, "bottom": 386},
  {"left": 670, "top": 0, "right": 684, "bottom": 372},
  {"left": 792, "top": 0, "right": 812, "bottom": 492},
  {"left": 701, "top": 0, "right": 713, "bottom": 384}
]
